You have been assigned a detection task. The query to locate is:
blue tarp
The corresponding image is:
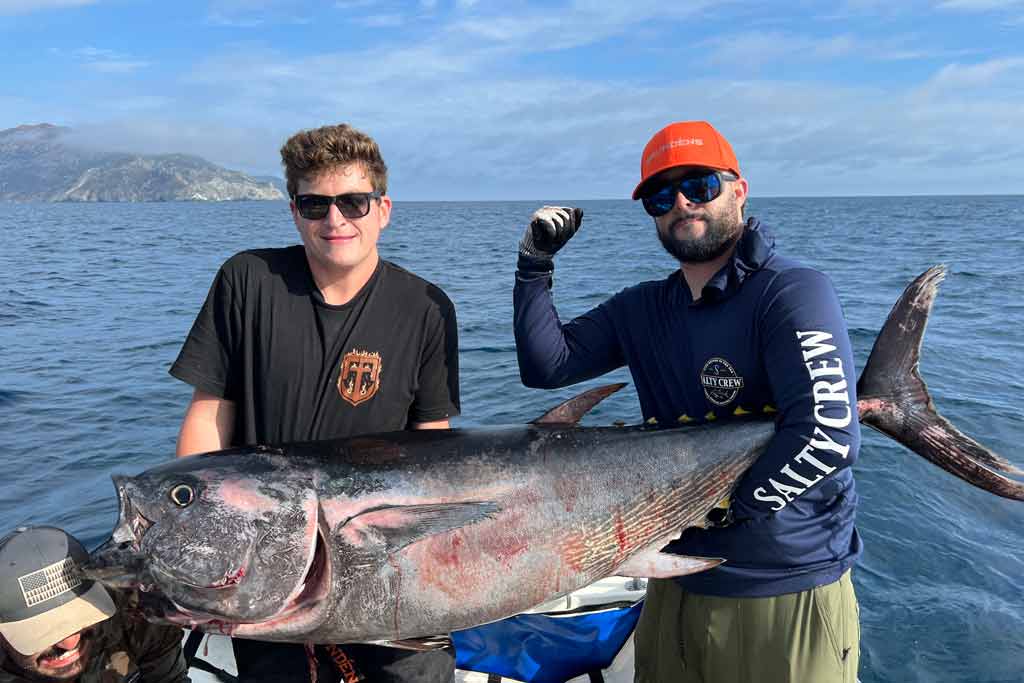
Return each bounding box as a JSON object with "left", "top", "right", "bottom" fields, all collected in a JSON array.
[{"left": 452, "top": 601, "right": 642, "bottom": 683}]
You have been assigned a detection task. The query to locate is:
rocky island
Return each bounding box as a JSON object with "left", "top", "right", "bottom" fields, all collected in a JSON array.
[{"left": 0, "top": 123, "right": 286, "bottom": 202}]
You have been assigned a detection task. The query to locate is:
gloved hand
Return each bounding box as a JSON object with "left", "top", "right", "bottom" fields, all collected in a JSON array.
[{"left": 519, "top": 206, "right": 584, "bottom": 260}]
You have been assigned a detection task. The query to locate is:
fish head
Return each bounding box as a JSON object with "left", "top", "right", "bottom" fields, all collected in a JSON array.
[{"left": 86, "top": 453, "right": 332, "bottom": 635}]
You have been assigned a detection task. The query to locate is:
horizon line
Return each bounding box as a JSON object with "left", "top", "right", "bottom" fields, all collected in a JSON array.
[{"left": 2, "top": 193, "right": 1023, "bottom": 204}]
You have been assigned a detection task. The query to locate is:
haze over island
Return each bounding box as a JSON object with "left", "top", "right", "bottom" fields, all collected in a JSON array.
[{"left": 0, "top": 123, "right": 286, "bottom": 202}]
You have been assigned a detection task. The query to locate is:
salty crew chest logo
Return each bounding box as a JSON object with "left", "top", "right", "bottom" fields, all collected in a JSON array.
[
  {"left": 338, "top": 350, "right": 382, "bottom": 406},
  {"left": 701, "top": 357, "right": 744, "bottom": 406}
]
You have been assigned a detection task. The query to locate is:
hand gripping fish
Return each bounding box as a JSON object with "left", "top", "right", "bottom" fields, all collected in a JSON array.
[{"left": 84, "top": 266, "right": 1023, "bottom": 647}]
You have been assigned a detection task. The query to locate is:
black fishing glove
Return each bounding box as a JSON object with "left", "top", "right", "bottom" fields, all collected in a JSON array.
[{"left": 518, "top": 206, "right": 584, "bottom": 273}]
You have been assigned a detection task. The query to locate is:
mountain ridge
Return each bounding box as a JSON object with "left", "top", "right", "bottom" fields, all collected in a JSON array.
[{"left": 0, "top": 123, "right": 286, "bottom": 202}]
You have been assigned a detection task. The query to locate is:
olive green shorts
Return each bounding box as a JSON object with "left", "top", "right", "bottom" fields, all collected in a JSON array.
[{"left": 634, "top": 570, "right": 860, "bottom": 683}]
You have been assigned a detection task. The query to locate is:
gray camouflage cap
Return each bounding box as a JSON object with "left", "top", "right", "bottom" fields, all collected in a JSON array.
[{"left": 0, "top": 527, "right": 116, "bottom": 655}]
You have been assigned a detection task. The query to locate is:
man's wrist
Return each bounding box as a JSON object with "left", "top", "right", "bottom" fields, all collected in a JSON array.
[{"left": 517, "top": 252, "right": 554, "bottom": 277}]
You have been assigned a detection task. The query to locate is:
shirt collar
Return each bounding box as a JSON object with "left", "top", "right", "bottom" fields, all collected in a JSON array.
[{"left": 699, "top": 217, "right": 775, "bottom": 303}]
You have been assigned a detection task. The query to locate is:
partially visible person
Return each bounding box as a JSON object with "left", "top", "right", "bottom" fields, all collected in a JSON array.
[
  {"left": 513, "top": 121, "right": 861, "bottom": 682},
  {"left": 0, "top": 526, "right": 189, "bottom": 683},
  {"left": 171, "top": 123, "right": 460, "bottom": 682}
]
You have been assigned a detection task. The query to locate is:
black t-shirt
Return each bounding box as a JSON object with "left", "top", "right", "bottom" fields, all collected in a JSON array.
[
  {"left": 171, "top": 247, "right": 460, "bottom": 681},
  {"left": 170, "top": 246, "right": 460, "bottom": 447}
]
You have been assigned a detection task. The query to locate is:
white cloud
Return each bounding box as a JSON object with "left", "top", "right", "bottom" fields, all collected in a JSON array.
[
  {"left": 918, "top": 56, "right": 1024, "bottom": 93},
  {"left": 206, "top": 0, "right": 319, "bottom": 26},
  {"left": 101, "top": 96, "right": 173, "bottom": 112},
  {"left": 445, "top": 0, "right": 718, "bottom": 54},
  {"left": 452, "top": 15, "right": 565, "bottom": 43},
  {"left": 84, "top": 60, "right": 150, "bottom": 73},
  {"left": 0, "top": 96, "right": 69, "bottom": 131},
  {"left": 936, "top": 0, "right": 1024, "bottom": 9},
  {"left": 75, "top": 46, "right": 116, "bottom": 59},
  {"left": 140, "top": 47, "right": 1024, "bottom": 197},
  {"left": 205, "top": 13, "right": 265, "bottom": 27},
  {"left": 14, "top": 1, "right": 1024, "bottom": 198},
  {"left": 334, "top": 0, "right": 381, "bottom": 8},
  {"left": 0, "top": 0, "right": 94, "bottom": 14},
  {"left": 702, "top": 30, "right": 978, "bottom": 69},
  {"left": 135, "top": 2, "right": 1015, "bottom": 196},
  {"left": 54, "top": 46, "right": 151, "bottom": 73},
  {"left": 701, "top": 32, "right": 817, "bottom": 67},
  {"left": 875, "top": 46, "right": 979, "bottom": 60},
  {"left": 185, "top": 39, "right": 483, "bottom": 98},
  {"left": 63, "top": 120, "right": 291, "bottom": 177},
  {"left": 359, "top": 12, "right": 404, "bottom": 26}
]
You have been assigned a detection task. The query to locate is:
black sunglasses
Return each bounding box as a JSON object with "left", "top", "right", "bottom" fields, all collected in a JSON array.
[
  {"left": 293, "top": 192, "right": 382, "bottom": 220},
  {"left": 640, "top": 171, "right": 738, "bottom": 217}
]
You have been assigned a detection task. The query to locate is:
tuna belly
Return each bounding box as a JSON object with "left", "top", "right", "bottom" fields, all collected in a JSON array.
[
  {"left": 375, "top": 487, "right": 707, "bottom": 636},
  {"left": 398, "top": 531, "right": 583, "bottom": 634},
  {"left": 311, "top": 522, "right": 599, "bottom": 642}
]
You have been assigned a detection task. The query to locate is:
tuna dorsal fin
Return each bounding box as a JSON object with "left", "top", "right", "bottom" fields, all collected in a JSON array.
[
  {"left": 531, "top": 383, "right": 627, "bottom": 425},
  {"left": 337, "top": 502, "right": 500, "bottom": 553}
]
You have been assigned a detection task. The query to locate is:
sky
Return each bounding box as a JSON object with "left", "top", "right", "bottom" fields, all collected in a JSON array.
[{"left": 1, "top": 0, "right": 1023, "bottom": 199}]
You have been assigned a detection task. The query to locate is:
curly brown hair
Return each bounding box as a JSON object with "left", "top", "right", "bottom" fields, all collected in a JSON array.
[{"left": 280, "top": 124, "right": 388, "bottom": 197}]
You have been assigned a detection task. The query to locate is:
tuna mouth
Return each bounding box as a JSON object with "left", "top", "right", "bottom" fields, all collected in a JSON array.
[
  {"left": 92, "top": 480, "right": 153, "bottom": 559},
  {"left": 83, "top": 483, "right": 154, "bottom": 589}
]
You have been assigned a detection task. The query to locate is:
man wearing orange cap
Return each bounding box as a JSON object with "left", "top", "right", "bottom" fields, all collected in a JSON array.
[
  {"left": 0, "top": 527, "right": 189, "bottom": 683},
  {"left": 514, "top": 121, "right": 861, "bottom": 682}
]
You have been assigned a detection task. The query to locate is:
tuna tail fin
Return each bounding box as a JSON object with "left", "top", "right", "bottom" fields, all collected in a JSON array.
[
  {"left": 532, "top": 383, "right": 627, "bottom": 425},
  {"left": 856, "top": 265, "right": 1024, "bottom": 501}
]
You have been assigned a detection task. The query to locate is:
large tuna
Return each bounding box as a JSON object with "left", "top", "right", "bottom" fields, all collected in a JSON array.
[{"left": 85, "top": 266, "right": 1023, "bottom": 645}]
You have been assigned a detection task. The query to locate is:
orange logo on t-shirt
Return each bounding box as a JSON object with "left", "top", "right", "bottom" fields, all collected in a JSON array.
[{"left": 338, "top": 350, "right": 382, "bottom": 406}]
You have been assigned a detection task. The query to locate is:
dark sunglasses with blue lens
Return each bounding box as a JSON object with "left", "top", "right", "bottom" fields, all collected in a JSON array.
[
  {"left": 293, "top": 191, "right": 382, "bottom": 220},
  {"left": 640, "top": 170, "right": 738, "bottom": 217}
]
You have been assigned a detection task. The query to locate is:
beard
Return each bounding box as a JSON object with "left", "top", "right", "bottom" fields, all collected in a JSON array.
[
  {"left": 657, "top": 210, "right": 744, "bottom": 264},
  {"left": 1, "top": 633, "right": 94, "bottom": 682}
]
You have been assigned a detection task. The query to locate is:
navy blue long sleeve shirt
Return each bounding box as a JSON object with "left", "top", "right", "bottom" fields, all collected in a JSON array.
[{"left": 513, "top": 219, "right": 862, "bottom": 597}]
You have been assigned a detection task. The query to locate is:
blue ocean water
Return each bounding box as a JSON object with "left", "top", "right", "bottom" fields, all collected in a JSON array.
[{"left": 1, "top": 197, "right": 1022, "bottom": 682}]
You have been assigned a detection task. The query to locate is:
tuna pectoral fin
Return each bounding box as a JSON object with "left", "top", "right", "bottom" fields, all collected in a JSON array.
[
  {"left": 338, "top": 502, "right": 500, "bottom": 553},
  {"left": 857, "top": 265, "right": 1024, "bottom": 501},
  {"left": 615, "top": 548, "right": 724, "bottom": 579}
]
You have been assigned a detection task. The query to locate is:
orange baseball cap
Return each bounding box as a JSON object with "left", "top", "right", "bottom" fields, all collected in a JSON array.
[{"left": 632, "top": 121, "right": 741, "bottom": 199}]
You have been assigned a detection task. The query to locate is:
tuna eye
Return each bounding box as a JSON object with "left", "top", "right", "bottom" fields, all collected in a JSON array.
[{"left": 169, "top": 484, "right": 195, "bottom": 507}]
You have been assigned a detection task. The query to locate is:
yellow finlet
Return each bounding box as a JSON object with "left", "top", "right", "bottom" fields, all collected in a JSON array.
[
  {"left": 677, "top": 414, "right": 693, "bottom": 424},
  {"left": 704, "top": 411, "right": 717, "bottom": 421},
  {"left": 646, "top": 417, "right": 658, "bottom": 425},
  {"left": 763, "top": 404, "right": 777, "bottom": 414},
  {"left": 733, "top": 406, "right": 751, "bottom": 416}
]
